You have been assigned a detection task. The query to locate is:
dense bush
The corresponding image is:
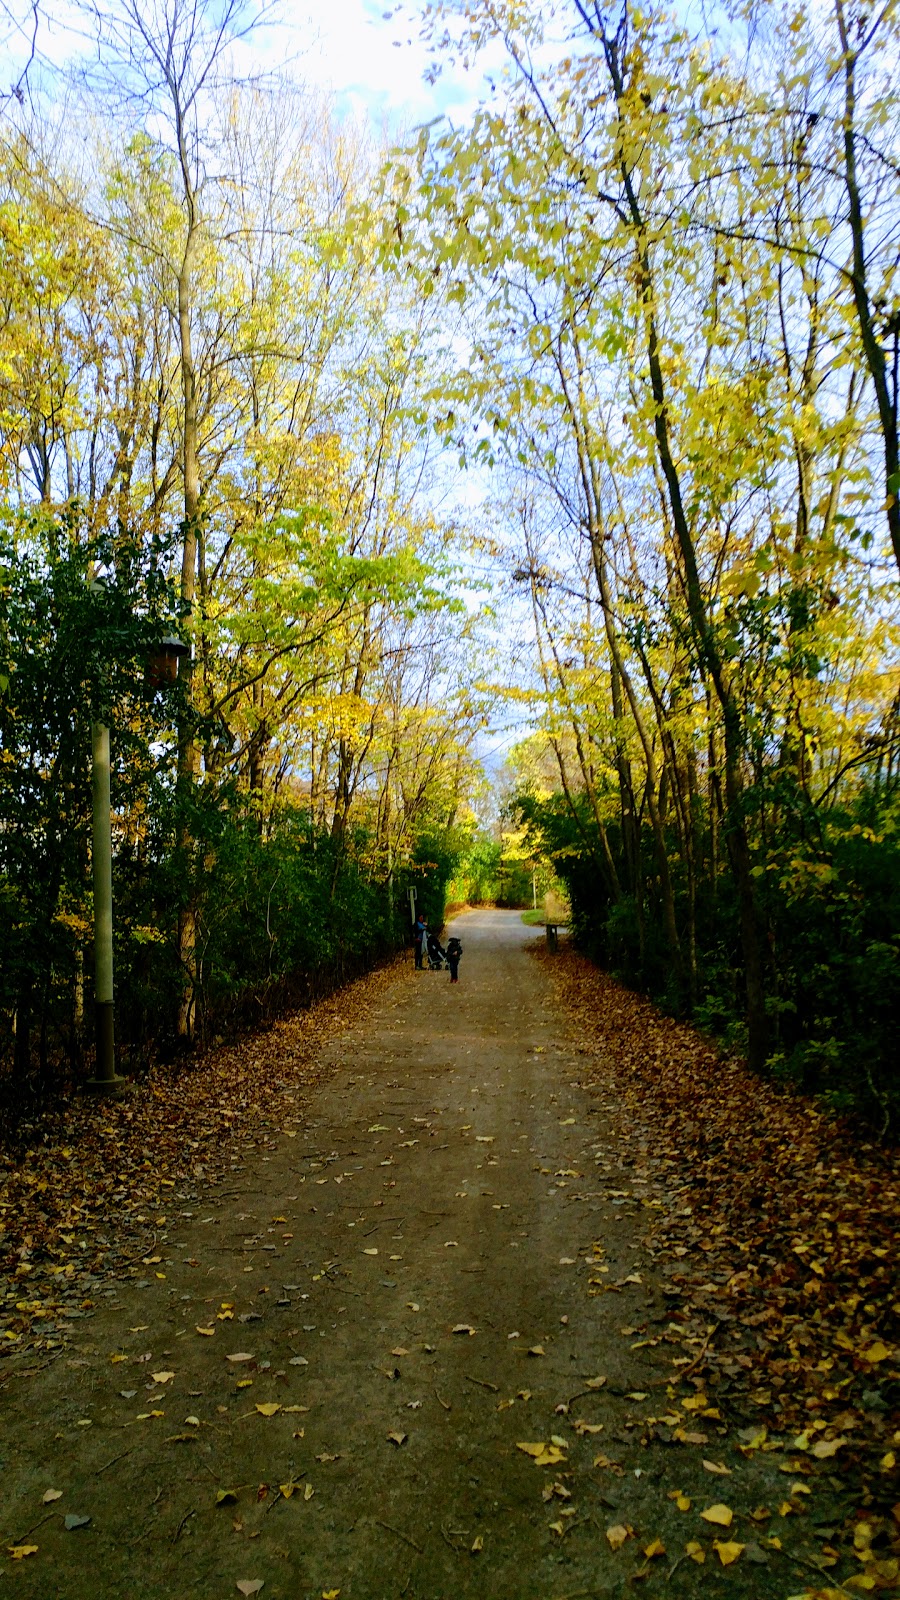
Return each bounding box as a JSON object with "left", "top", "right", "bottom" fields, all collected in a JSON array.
[
  {"left": 0, "top": 513, "right": 470, "bottom": 1113},
  {"left": 515, "top": 782, "right": 900, "bottom": 1126}
]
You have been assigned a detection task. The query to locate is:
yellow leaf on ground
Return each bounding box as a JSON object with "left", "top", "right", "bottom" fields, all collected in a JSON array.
[
  {"left": 151, "top": 1371, "right": 175, "bottom": 1384},
  {"left": 644, "top": 1538, "right": 666, "bottom": 1558},
  {"left": 702, "top": 1459, "right": 731, "bottom": 1475},
  {"left": 861, "top": 1342, "right": 890, "bottom": 1363},
  {"left": 713, "top": 1541, "right": 744, "bottom": 1566},
  {"left": 255, "top": 1403, "right": 281, "bottom": 1417},
  {"left": 685, "top": 1541, "right": 705, "bottom": 1564},
  {"left": 42, "top": 1490, "right": 63, "bottom": 1504},
  {"left": 7, "top": 1546, "right": 39, "bottom": 1559},
  {"left": 196, "top": 1327, "right": 215, "bottom": 1336},
  {"left": 606, "top": 1524, "right": 630, "bottom": 1550},
  {"left": 700, "top": 1504, "right": 733, "bottom": 1527},
  {"left": 471, "top": 1535, "right": 483, "bottom": 1553},
  {"left": 517, "top": 1441, "right": 565, "bottom": 1466}
]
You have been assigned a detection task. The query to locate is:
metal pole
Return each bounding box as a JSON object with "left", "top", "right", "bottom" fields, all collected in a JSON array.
[{"left": 87, "top": 721, "right": 124, "bottom": 1094}]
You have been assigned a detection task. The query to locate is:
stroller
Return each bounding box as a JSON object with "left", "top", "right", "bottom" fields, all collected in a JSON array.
[{"left": 426, "top": 931, "right": 447, "bottom": 970}]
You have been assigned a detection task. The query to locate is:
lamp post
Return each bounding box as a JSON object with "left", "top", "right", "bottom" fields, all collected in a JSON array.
[
  {"left": 85, "top": 717, "right": 121, "bottom": 1093},
  {"left": 85, "top": 622, "right": 190, "bottom": 1096}
]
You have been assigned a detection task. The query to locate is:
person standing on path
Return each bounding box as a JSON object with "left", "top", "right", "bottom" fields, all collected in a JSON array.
[
  {"left": 413, "top": 912, "right": 427, "bottom": 969},
  {"left": 446, "top": 935, "right": 462, "bottom": 983}
]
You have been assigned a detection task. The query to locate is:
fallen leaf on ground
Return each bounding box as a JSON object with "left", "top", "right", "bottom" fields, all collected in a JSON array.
[
  {"left": 63, "top": 1515, "right": 91, "bottom": 1531},
  {"left": 713, "top": 1541, "right": 745, "bottom": 1566},
  {"left": 8, "top": 1546, "right": 39, "bottom": 1559},
  {"left": 387, "top": 1431, "right": 407, "bottom": 1447},
  {"left": 517, "top": 1441, "right": 566, "bottom": 1466},
  {"left": 451, "top": 1324, "right": 475, "bottom": 1335},
  {"left": 644, "top": 1538, "right": 666, "bottom": 1558},
  {"left": 471, "top": 1535, "right": 483, "bottom": 1552},
  {"left": 236, "top": 1583, "right": 264, "bottom": 1596},
  {"left": 606, "top": 1524, "right": 631, "bottom": 1550},
  {"left": 42, "top": 1490, "right": 63, "bottom": 1504},
  {"left": 196, "top": 1326, "right": 215, "bottom": 1336},
  {"left": 685, "top": 1541, "right": 705, "bottom": 1564},
  {"left": 701, "top": 1504, "right": 733, "bottom": 1527},
  {"left": 255, "top": 1403, "right": 281, "bottom": 1417},
  {"left": 151, "top": 1371, "right": 174, "bottom": 1384},
  {"left": 702, "top": 1459, "right": 732, "bottom": 1475},
  {"left": 226, "top": 1353, "right": 254, "bottom": 1363}
]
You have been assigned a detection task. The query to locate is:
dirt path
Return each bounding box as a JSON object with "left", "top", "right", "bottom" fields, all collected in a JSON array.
[{"left": 0, "top": 912, "right": 845, "bottom": 1598}]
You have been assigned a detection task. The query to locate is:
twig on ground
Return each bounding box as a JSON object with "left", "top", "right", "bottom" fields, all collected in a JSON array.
[
  {"left": 435, "top": 1388, "right": 451, "bottom": 1410},
  {"left": 12, "top": 1511, "right": 56, "bottom": 1544},
  {"left": 171, "top": 1507, "right": 195, "bottom": 1544},
  {"left": 653, "top": 1326, "right": 716, "bottom": 1386},
  {"left": 465, "top": 1373, "right": 499, "bottom": 1393},
  {"left": 96, "top": 1448, "right": 133, "bottom": 1475},
  {"left": 376, "top": 1518, "right": 423, "bottom": 1554}
]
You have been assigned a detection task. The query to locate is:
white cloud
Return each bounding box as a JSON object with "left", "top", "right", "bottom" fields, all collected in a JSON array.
[{"left": 2, "top": 0, "right": 500, "bottom": 132}]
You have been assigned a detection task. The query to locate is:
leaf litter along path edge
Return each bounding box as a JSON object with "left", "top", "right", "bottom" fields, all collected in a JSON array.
[{"left": 0, "top": 909, "right": 890, "bottom": 1600}]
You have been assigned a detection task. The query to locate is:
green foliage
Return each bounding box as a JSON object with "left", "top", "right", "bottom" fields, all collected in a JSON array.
[
  {"left": 0, "top": 508, "right": 184, "bottom": 1080},
  {"left": 446, "top": 833, "right": 502, "bottom": 904},
  {"left": 0, "top": 514, "right": 463, "bottom": 1098},
  {"left": 515, "top": 777, "right": 900, "bottom": 1125}
]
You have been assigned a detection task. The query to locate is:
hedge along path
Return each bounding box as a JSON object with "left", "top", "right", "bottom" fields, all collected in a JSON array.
[{"left": 0, "top": 909, "right": 893, "bottom": 1599}]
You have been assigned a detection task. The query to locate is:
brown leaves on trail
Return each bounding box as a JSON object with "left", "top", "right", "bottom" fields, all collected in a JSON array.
[
  {"left": 0, "top": 961, "right": 401, "bottom": 1359},
  {"left": 540, "top": 946, "right": 900, "bottom": 1577}
]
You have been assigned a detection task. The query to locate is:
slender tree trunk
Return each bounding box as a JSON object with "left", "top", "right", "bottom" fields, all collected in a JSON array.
[
  {"left": 584, "top": 526, "right": 684, "bottom": 984},
  {"left": 600, "top": 27, "right": 768, "bottom": 1065},
  {"left": 176, "top": 224, "right": 200, "bottom": 1041},
  {"left": 834, "top": 0, "right": 900, "bottom": 580}
]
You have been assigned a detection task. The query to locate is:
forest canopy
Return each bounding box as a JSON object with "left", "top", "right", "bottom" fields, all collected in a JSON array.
[{"left": 1, "top": 0, "right": 899, "bottom": 1127}]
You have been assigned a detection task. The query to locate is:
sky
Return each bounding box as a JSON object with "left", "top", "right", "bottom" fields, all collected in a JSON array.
[{"left": 2, "top": 0, "right": 502, "bottom": 131}]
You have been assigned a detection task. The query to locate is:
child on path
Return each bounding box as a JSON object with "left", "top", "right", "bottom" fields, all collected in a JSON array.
[{"left": 446, "top": 936, "right": 462, "bottom": 983}]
